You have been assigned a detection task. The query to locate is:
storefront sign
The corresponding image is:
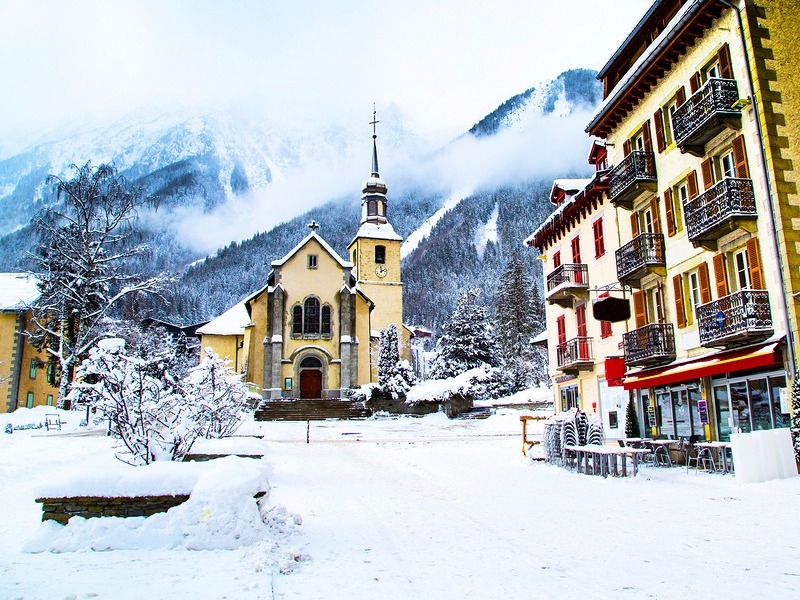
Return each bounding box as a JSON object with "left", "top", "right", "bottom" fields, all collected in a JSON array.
[{"left": 698, "top": 399, "right": 709, "bottom": 425}]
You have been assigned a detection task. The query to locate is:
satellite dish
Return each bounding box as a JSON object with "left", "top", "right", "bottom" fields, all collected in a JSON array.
[{"left": 592, "top": 296, "right": 631, "bottom": 323}]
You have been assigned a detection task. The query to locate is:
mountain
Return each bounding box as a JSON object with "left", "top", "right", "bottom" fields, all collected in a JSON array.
[{"left": 0, "top": 68, "right": 601, "bottom": 332}]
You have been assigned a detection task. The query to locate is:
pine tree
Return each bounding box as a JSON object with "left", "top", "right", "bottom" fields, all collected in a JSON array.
[
  {"left": 625, "top": 396, "right": 640, "bottom": 439},
  {"left": 791, "top": 372, "right": 800, "bottom": 463},
  {"left": 431, "top": 288, "right": 499, "bottom": 379},
  {"left": 494, "top": 252, "right": 548, "bottom": 387},
  {"left": 377, "top": 324, "right": 415, "bottom": 399}
]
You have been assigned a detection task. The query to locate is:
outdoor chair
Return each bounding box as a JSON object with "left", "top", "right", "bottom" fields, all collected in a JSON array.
[{"left": 45, "top": 414, "right": 62, "bottom": 432}]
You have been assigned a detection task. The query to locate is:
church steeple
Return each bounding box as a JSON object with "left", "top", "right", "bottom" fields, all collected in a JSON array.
[{"left": 361, "top": 107, "right": 388, "bottom": 225}]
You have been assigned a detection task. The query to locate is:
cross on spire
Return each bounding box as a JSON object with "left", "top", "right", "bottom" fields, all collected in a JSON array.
[
  {"left": 308, "top": 220, "right": 320, "bottom": 232},
  {"left": 369, "top": 103, "right": 379, "bottom": 140}
]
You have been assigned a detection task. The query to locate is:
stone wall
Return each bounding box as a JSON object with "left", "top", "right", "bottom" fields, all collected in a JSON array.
[{"left": 36, "top": 495, "right": 190, "bottom": 524}]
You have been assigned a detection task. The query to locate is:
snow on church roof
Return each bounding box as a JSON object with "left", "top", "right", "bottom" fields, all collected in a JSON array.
[
  {"left": 350, "top": 221, "right": 402, "bottom": 245},
  {"left": 272, "top": 231, "right": 352, "bottom": 269},
  {"left": 0, "top": 273, "right": 40, "bottom": 311},
  {"left": 196, "top": 301, "right": 251, "bottom": 336}
]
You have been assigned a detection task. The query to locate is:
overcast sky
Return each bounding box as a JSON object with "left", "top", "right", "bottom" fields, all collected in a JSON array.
[{"left": 2, "top": 0, "right": 654, "bottom": 143}]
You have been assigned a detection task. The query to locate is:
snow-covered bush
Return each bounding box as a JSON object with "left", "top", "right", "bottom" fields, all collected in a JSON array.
[
  {"left": 183, "top": 348, "right": 251, "bottom": 438},
  {"left": 72, "top": 339, "right": 199, "bottom": 465}
]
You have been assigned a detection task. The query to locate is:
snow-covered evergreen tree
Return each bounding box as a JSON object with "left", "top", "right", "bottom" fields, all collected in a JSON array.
[
  {"left": 494, "top": 252, "right": 548, "bottom": 387},
  {"left": 791, "top": 373, "right": 800, "bottom": 462},
  {"left": 430, "top": 288, "right": 499, "bottom": 379},
  {"left": 625, "top": 396, "right": 640, "bottom": 439},
  {"left": 376, "top": 324, "right": 416, "bottom": 399},
  {"left": 71, "top": 339, "right": 198, "bottom": 465},
  {"left": 184, "top": 348, "right": 250, "bottom": 438},
  {"left": 29, "top": 163, "right": 164, "bottom": 407}
]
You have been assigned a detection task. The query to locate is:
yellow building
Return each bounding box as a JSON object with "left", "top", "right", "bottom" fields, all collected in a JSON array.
[
  {"left": 1, "top": 273, "right": 59, "bottom": 412},
  {"left": 530, "top": 0, "right": 799, "bottom": 442},
  {"left": 199, "top": 132, "right": 407, "bottom": 399}
]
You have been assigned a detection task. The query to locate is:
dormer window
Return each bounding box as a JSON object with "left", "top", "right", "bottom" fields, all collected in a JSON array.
[
  {"left": 307, "top": 254, "right": 318, "bottom": 269},
  {"left": 375, "top": 245, "right": 386, "bottom": 264}
]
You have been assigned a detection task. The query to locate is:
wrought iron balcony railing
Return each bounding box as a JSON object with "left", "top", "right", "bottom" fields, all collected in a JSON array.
[
  {"left": 608, "top": 150, "right": 657, "bottom": 208},
  {"left": 672, "top": 78, "right": 742, "bottom": 155},
  {"left": 615, "top": 233, "right": 666, "bottom": 288},
  {"left": 696, "top": 289, "right": 773, "bottom": 348},
  {"left": 546, "top": 263, "right": 589, "bottom": 307},
  {"left": 556, "top": 337, "right": 594, "bottom": 373},
  {"left": 684, "top": 178, "right": 757, "bottom": 249},
  {"left": 623, "top": 323, "right": 676, "bottom": 367}
]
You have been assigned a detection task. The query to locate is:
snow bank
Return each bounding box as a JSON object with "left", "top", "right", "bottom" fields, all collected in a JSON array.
[
  {"left": 190, "top": 436, "right": 270, "bottom": 456},
  {"left": 404, "top": 367, "right": 488, "bottom": 404},
  {"left": 25, "top": 456, "right": 301, "bottom": 557}
]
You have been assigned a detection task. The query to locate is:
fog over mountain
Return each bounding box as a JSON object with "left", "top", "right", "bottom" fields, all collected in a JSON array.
[{"left": 0, "top": 68, "right": 601, "bottom": 331}]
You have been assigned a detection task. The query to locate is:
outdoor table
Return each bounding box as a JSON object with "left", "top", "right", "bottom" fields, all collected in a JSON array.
[
  {"left": 565, "top": 444, "right": 651, "bottom": 477},
  {"left": 695, "top": 441, "right": 732, "bottom": 474},
  {"left": 648, "top": 439, "right": 678, "bottom": 466}
]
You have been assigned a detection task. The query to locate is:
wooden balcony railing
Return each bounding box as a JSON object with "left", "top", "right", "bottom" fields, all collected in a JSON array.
[
  {"left": 672, "top": 78, "right": 742, "bottom": 156},
  {"left": 684, "top": 178, "right": 757, "bottom": 249},
  {"left": 608, "top": 150, "right": 657, "bottom": 209},
  {"left": 623, "top": 323, "right": 676, "bottom": 367},
  {"left": 696, "top": 290, "right": 773, "bottom": 348}
]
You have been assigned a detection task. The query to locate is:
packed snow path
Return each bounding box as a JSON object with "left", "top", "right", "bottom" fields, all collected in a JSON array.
[{"left": 267, "top": 417, "right": 800, "bottom": 600}]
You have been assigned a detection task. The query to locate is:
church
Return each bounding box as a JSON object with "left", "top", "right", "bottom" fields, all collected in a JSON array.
[{"left": 198, "top": 126, "right": 409, "bottom": 399}]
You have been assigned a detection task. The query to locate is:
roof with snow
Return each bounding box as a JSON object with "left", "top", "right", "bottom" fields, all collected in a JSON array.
[
  {"left": 196, "top": 302, "right": 251, "bottom": 336},
  {"left": 349, "top": 221, "right": 403, "bottom": 246},
  {"left": 0, "top": 273, "right": 40, "bottom": 312},
  {"left": 272, "top": 231, "right": 352, "bottom": 269}
]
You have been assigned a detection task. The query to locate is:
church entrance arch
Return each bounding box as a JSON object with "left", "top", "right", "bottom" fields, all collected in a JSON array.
[{"left": 299, "top": 356, "right": 323, "bottom": 399}]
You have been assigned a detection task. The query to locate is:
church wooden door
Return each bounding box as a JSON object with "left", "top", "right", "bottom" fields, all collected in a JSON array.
[{"left": 300, "top": 369, "right": 322, "bottom": 399}]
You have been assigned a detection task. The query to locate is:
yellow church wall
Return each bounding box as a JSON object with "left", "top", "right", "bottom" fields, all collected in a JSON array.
[
  {"left": 355, "top": 294, "right": 373, "bottom": 385},
  {"left": 247, "top": 295, "right": 267, "bottom": 390},
  {"left": 199, "top": 334, "right": 245, "bottom": 373}
]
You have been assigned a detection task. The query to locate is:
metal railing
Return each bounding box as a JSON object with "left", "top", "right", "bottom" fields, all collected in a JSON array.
[
  {"left": 556, "top": 337, "right": 594, "bottom": 370},
  {"left": 696, "top": 290, "right": 772, "bottom": 346},
  {"left": 608, "top": 150, "right": 657, "bottom": 202},
  {"left": 546, "top": 263, "right": 589, "bottom": 292},
  {"left": 684, "top": 178, "right": 756, "bottom": 243},
  {"left": 623, "top": 323, "right": 676, "bottom": 366},
  {"left": 672, "top": 78, "right": 740, "bottom": 147},
  {"left": 616, "top": 233, "right": 665, "bottom": 282}
]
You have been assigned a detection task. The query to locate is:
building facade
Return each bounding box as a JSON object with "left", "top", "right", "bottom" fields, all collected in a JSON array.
[{"left": 530, "top": 0, "right": 799, "bottom": 442}]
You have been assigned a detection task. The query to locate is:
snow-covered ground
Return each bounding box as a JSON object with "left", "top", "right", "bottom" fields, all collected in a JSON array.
[{"left": 2, "top": 407, "right": 799, "bottom": 599}]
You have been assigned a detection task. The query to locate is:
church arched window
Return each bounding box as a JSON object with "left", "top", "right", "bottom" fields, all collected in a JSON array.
[
  {"left": 303, "top": 297, "right": 320, "bottom": 335},
  {"left": 321, "top": 304, "right": 332, "bottom": 336},
  {"left": 292, "top": 305, "right": 303, "bottom": 336}
]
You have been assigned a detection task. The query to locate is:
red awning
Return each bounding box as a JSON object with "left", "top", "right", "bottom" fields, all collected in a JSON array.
[{"left": 623, "top": 342, "right": 782, "bottom": 390}]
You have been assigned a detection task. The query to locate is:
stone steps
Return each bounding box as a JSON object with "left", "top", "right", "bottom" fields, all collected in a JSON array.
[{"left": 254, "top": 399, "right": 371, "bottom": 421}]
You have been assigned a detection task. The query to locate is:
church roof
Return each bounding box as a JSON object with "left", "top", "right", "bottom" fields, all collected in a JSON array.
[
  {"left": 272, "top": 231, "right": 352, "bottom": 269},
  {"left": 0, "top": 273, "right": 40, "bottom": 312},
  {"left": 196, "top": 301, "right": 251, "bottom": 336}
]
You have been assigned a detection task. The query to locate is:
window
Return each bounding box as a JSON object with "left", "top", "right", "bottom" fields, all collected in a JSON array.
[
  {"left": 29, "top": 360, "right": 37, "bottom": 379},
  {"left": 664, "top": 99, "right": 677, "bottom": 144},
  {"left": 674, "top": 182, "right": 688, "bottom": 231},
  {"left": 734, "top": 250, "right": 751, "bottom": 290},
  {"left": 307, "top": 254, "right": 318, "bottom": 269},
  {"left": 46, "top": 363, "right": 57, "bottom": 386},
  {"left": 47, "top": 394, "right": 54, "bottom": 406},
  {"left": 26, "top": 392, "right": 34, "bottom": 408},
  {"left": 553, "top": 251, "right": 561, "bottom": 269},
  {"left": 367, "top": 200, "right": 378, "bottom": 216},
  {"left": 608, "top": 411, "right": 619, "bottom": 429},
  {"left": 592, "top": 218, "right": 605, "bottom": 258},
  {"left": 570, "top": 236, "right": 581, "bottom": 263},
  {"left": 556, "top": 315, "right": 567, "bottom": 345},
  {"left": 719, "top": 150, "right": 735, "bottom": 180},
  {"left": 600, "top": 320, "right": 613, "bottom": 339},
  {"left": 292, "top": 305, "right": 303, "bottom": 335},
  {"left": 687, "top": 270, "right": 701, "bottom": 325},
  {"left": 375, "top": 245, "right": 386, "bottom": 264},
  {"left": 321, "top": 305, "right": 332, "bottom": 336},
  {"left": 646, "top": 286, "right": 664, "bottom": 324},
  {"left": 303, "top": 297, "right": 320, "bottom": 335},
  {"left": 703, "top": 60, "right": 721, "bottom": 82}
]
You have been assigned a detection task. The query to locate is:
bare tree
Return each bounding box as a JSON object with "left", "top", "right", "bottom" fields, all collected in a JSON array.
[{"left": 29, "top": 162, "right": 165, "bottom": 407}]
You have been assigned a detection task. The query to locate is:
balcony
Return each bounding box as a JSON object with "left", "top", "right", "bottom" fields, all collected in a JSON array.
[
  {"left": 556, "top": 337, "right": 594, "bottom": 374},
  {"left": 546, "top": 263, "right": 589, "bottom": 308},
  {"left": 684, "top": 178, "right": 757, "bottom": 249},
  {"left": 696, "top": 290, "right": 773, "bottom": 348},
  {"left": 623, "top": 323, "right": 676, "bottom": 368},
  {"left": 672, "top": 78, "right": 742, "bottom": 156},
  {"left": 615, "top": 233, "right": 666, "bottom": 288},
  {"left": 607, "top": 150, "right": 657, "bottom": 209}
]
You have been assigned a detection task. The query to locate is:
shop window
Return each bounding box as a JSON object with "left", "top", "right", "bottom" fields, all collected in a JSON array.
[{"left": 608, "top": 411, "right": 619, "bottom": 429}]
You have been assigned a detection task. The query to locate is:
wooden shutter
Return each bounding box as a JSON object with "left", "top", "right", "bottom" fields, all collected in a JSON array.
[
  {"left": 676, "top": 86, "right": 686, "bottom": 106},
  {"left": 718, "top": 43, "right": 733, "bottom": 79},
  {"left": 593, "top": 218, "right": 605, "bottom": 258},
  {"left": 650, "top": 196, "right": 662, "bottom": 235},
  {"left": 571, "top": 236, "right": 581, "bottom": 263},
  {"left": 553, "top": 250, "right": 561, "bottom": 269},
  {"left": 556, "top": 315, "right": 567, "bottom": 345},
  {"left": 630, "top": 212, "right": 640, "bottom": 237},
  {"left": 653, "top": 109, "right": 666, "bottom": 152},
  {"left": 673, "top": 274, "right": 687, "bottom": 329},
  {"left": 690, "top": 73, "right": 701, "bottom": 93},
  {"left": 713, "top": 252, "right": 729, "bottom": 298},
  {"left": 697, "top": 262, "right": 712, "bottom": 304},
  {"left": 633, "top": 291, "right": 647, "bottom": 328},
  {"left": 664, "top": 189, "right": 676, "bottom": 237},
  {"left": 576, "top": 304, "right": 587, "bottom": 337},
  {"left": 623, "top": 139, "right": 631, "bottom": 157},
  {"left": 747, "top": 237, "right": 764, "bottom": 289},
  {"left": 701, "top": 158, "right": 714, "bottom": 190},
  {"left": 687, "top": 170, "right": 699, "bottom": 199},
  {"left": 642, "top": 119, "right": 653, "bottom": 153},
  {"left": 732, "top": 134, "right": 750, "bottom": 178}
]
